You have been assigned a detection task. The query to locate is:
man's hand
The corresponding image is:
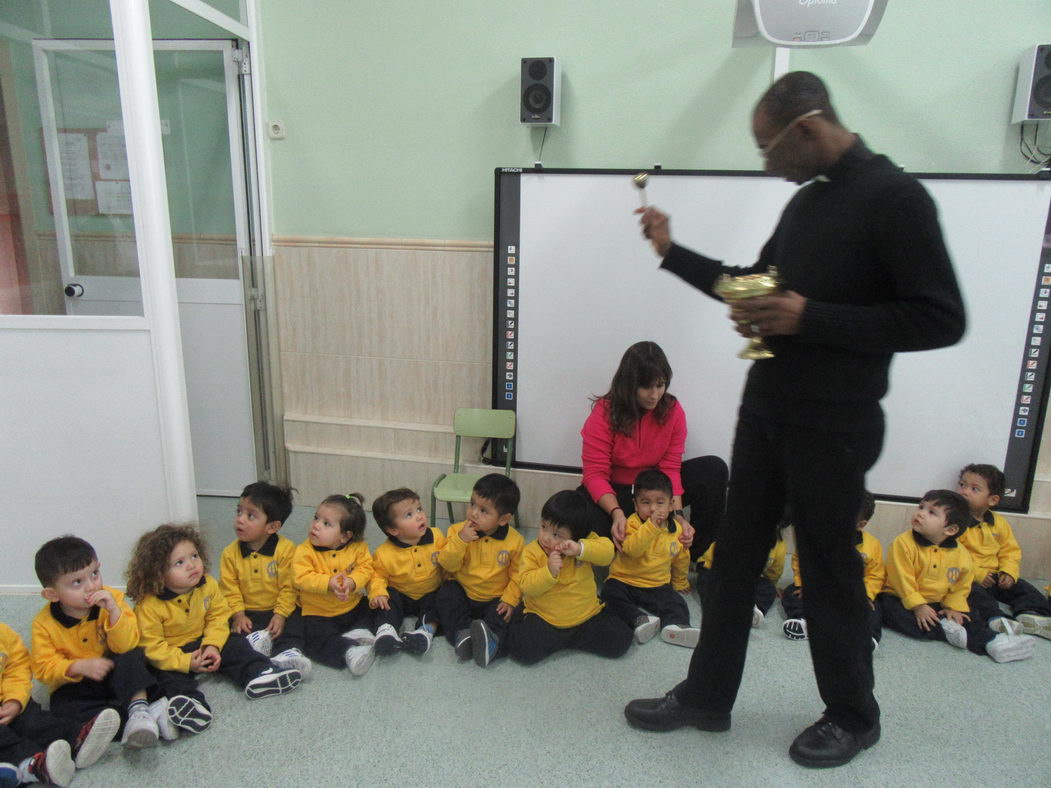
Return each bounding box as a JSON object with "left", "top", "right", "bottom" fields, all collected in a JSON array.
[
  {"left": 68, "top": 657, "right": 114, "bottom": 682},
  {"left": 635, "top": 206, "right": 672, "bottom": 257},
  {"left": 912, "top": 603, "right": 940, "bottom": 631},
  {"left": 0, "top": 699, "right": 23, "bottom": 726},
  {"left": 369, "top": 595, "right": 391, "bottom": 611},
  {"left": 731, "top": 291, "right": 807, "bottom": 338},
  {"left": 230, "top": 612, "right": 253, "bottom": 634},
  {"left": 266, "top": 613, "right": 286, "bottom": 638},
  {"left": 496, "top": 602, "right": 514, "bottom": 622}
]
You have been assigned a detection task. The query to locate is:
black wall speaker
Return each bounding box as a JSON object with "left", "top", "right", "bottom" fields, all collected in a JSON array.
[
  {"left": 1012, "top": 44, "right": 1051, "bottom": 123},
  {"left": 520, "top": 57, "right": 561, "bottom": 126}
]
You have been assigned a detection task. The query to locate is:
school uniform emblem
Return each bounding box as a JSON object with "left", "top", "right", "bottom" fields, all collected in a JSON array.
[
  {"left": 946, "top": 567, "right": 961, "bottom": 583},
  {"left": 267, "top": 560, "right": 278, "bottom": 578},
  {"left": 430, "top": 552, "right": 440, "bottom": 566},
  {"left": 497, "top": 549, "right": 510, "bottom": 566}
]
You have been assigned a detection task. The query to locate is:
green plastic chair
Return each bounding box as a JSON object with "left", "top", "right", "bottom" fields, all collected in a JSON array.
[{"left": 431, "top": 408, "right": 516, "bottom": 526}]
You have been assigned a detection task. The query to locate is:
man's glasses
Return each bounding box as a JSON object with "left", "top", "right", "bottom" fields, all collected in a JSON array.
[{"left": 758, "top": 109, "right": 823, "bottom": 158}]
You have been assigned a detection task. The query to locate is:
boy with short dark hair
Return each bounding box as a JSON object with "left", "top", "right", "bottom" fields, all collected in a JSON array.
[
  {"left": 31, "top": 535, "right": 159, "bottom": 755},
  {"left": 783, "top": 491, "right": 885, "bottom": 647},
  {"left": 879, "top": 490, "right": 1035, "bottom": 663},
  {"left": 508, "top": 490, "right": 632, "bottom": 664},
  {"left": 436, "top": 474, "right": 524, "bottom": 667},
  {"left": 219, "top": 482, "right": 311, "bottom": 679},
  {"left": 368, "top": 487, "right": 447, "bottom": 656},
  {"left": 956, "top": 464, "right": 1051, "bottom": 640},
  {"left": 600, "top": 470, "right": 697, "bottom": 647}
]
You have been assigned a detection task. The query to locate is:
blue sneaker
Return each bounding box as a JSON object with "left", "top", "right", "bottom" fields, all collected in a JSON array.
[
  {"left": 470, "top": 619, "right": 498, "bottom": 667},
  {"left": 0, "top": 763, "right": 18, "bottom": 788}
]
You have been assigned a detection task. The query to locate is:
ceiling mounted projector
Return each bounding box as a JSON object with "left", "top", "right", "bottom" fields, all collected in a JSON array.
[{"left": 732, "top": 0, "right": 889, "bottom": 48}]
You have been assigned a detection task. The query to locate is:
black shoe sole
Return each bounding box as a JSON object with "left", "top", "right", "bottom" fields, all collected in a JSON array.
[
  {"left": 167, "top": 696, "right": 212, "bottom": 733},
  {"left": 471, "top": 620, "right": 493, "bottom": 667},
  {"left": 623, "top": 705, "right": 731, "bottom": 732},
  {"left": 245, "top": 668, "right": 302, "bottom": 699},
  {"left": 788, "top": 727, "right": 880, "bottom": 768},
  {"left": 374, "top": 635, "right": 402, "bottom": 656}
]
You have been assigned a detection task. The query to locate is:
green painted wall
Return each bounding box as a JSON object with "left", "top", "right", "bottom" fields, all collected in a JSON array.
[{"left": 259, "top": 1, "right": 1051, "bottom": 241}]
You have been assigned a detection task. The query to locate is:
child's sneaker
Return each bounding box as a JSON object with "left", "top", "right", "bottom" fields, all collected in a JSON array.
[
  {"left": 344, "top": 643, "right": 376, "bottom": 676},
  {"left": 453, "top": 628, "right": 473, "bottom": 661},
  {"left": 986, "top": 632, "right": 1037, "bottom": 663},
  {"left": 245, "top": 629, "right": 273, "bottom": 656},
  {"left": 72, "top": 706, "right": 120, "bottom": 766},
  {"left": 471, "top": 619, "right": 499, "bottom": 667},
  {"left": 401, "top": 625, "right": 434, "bottom": 655},
  {"left": 374, "top": 623, "right": 403, "bottom": 656},
  {"left": 166, "top": 695, "right": 212, "bottom": 733},
  {"left": 119, "top": 704, "right": 158, "bottom": 751},
  {"left": 342, "top": 627, "right": 375, "bottom": 647},
  {"left": 939, "top": 618, "right": 967, "bottom": 649},
  {"left": 989, "top": 616, "right": 1024, "bottom": 636},
  {"left": 660, "top": 624, "right": 700, "bottom": 648},
  {"left": 1016, "top": 613, "right": 1051, "bottom": 640},
  {"left": 633, "top": 614, "right": 660, "bottom": 644},
  {"left": 783, "top": 618, "right": 808, "bottom": 640},
  {"left": 244, "top": 666, "right": 302, "bottom": 699},
  {"left": 0, "top": 763, "right": 17, "bottom": 788},
  {"left": 751, "top": 605, "right": 765, "bottom": 628},
  {"left": 25, "top": 740, "right": 74, "bottom": 788},
  {"left": 148, "top": 698, "right": 179, "bottom": 741},
  {"left": 271, "top": 648, "right": 313, "bottom": 682}
]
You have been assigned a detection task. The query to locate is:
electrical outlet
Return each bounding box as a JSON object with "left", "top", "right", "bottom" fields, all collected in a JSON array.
[{"left": 267, "top": 120, "right": 286, "bottom": 140}]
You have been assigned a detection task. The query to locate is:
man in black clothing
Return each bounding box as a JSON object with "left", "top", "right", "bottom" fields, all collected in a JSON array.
[{"left": 623, "top": 72, "right": 965, "bottom": 768}]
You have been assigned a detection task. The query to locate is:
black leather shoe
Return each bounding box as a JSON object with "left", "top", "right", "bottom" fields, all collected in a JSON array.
[
  {"left": 788, "top": 719, "right": 880, "bottom": 768},
  {"left": 624, "top": 690, "right": 731, "bottom": 732}
]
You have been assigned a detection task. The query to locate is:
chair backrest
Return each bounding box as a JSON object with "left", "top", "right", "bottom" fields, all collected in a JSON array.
[{"left": 453, "top": 408, "right": 516, "bottom": 440}]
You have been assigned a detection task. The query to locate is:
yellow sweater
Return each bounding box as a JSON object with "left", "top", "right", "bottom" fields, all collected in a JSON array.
[
  {"left": 518, "top": 534, "right": 614, "bottom": 628},
  {"left": 0, "top": 622, "right": 32, "bottom": 711},
  {"left": 700, "top": 538, "right": 785, "bottom": 584},
  {"left": 437, "top": 522, "right": 523, "bottom": 606},
  {"left": 368, "top": 527, "right": 446, "bottom": 601},
  {"left": 884, "top": 531, "right": 973, "bottom": 612},
  {"left": 958, "top": 511, "right": 1022, "bottom": 583},
  {"left": 791, "top": 532, "right": 886, "bottom": 601},
  {"left": 219, "top": 533, "right": 299, "bottom": 618},
  {"left": 135, "top": 575, "right": 231, "bottom": 673},
  {"left": 31, "top": 587, "right": 139, "bottom": 690},
  {"left": 608, "top": 514, "right": 690, "bottom": 591},
  {"left": 292, "top": 540, "right": 372, "bottom": 617}
]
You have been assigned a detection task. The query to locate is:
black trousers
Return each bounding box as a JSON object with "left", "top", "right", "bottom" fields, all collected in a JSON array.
[
  {"left": 967, "top": 579, "right": 1051, "bottom": 620},
  {"left": 783, "top": 585, "right": 884, "bottom": 641},
  {"left": 435, "top": 580, "right": 510, "bottom": 652},
  {"left": 506, "top": 608, "right": 632, "bottom": 664},
  {"left": 600, "top": 578, "right": 690, "bottom": 628},
  {"left": 372, "top": 588, "right": 439, "bottom": 633},
  {"left": 302, "top": 605, "right": 373, "bottom": 669},
  {"left": 243, "top": 607, "right": 306, "bottom": 653},
  {"left": 0, "top": 699, "right": 78, "bottom": 765},
  {"left": 879, "top": 593, "right": 992, "bottom": 655},
  {"left": 694, "top": 567, "right": 773, "bottom": 617},
  {"left": 579, "top": 454, "right": 729, "bottom": 559},
  {"left": 49, "top": 648, "right": 157, "bottom": 730},
  {"left": 147, "top": 634, "right": 274, "bottom": 709},
  {"left": 676, "top": 413, "right": 883, "bottom": 735}
]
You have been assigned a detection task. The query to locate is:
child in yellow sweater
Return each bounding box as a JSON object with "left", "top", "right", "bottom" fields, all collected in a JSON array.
[
  {"left": 507, "top": 491, "right": 631, "bottom": 663},
  {"left": 128, "top": 525, "right": 303, "bottom": 737},
  {"left": 600, "top": 470, "right": 697, "bottom": 647}
]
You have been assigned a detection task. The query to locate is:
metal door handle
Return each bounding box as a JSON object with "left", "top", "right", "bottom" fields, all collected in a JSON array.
[{"left": 64, "top": 283, "right": 84, "bottom": 298}]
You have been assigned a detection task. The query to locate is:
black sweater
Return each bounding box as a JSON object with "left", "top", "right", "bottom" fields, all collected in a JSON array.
[{"left": 661, "top": 140, "right": 966, "bottom": 430}]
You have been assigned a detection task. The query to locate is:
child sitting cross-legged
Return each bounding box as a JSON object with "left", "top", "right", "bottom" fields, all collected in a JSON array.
[
  {"left": 878, "top": 490, "right": 1036, "bottom": 663},
  {"left": 507, "top": 491, "right": 632, "bottom": 664},
  {"left": 367, "top": 488, "right": 446, "bottom": 657},
  {"left": 600, "top": 469, "right": 698, "bottom": 647}
]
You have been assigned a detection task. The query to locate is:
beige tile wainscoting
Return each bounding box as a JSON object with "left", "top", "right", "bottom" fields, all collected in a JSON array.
[{"left": 273, "top": 235, "right": 1051, "bottom": 572}]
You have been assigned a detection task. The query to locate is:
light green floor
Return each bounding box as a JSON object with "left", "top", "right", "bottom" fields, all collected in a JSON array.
[{"left": 2, "top": 497, "right": 1049, "bottom": 787}]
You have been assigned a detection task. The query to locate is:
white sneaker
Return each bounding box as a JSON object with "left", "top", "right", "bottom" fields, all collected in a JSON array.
[
  {"left": 148, "top": 698, "right": 179, "bottom": 741},
  {"left": 1016, "top": 613, "right": 1051, "bottom": 641},
  {"left": 245, "top": 629, "right": 273, "bottom": 656},
  {"left": 660, "top": 624, "right": 700, "bottom": 648},
  {"left": 986, "top": 632, "right": 1037, "bottom": 663},
  {"left": 989, "top": 617, "right": 1024, "bottom": 636},
  {"left": 633, "top": 615, "right": 660, "bottom": 645},
  {"left": 24, "top": 740, "right": 74, "bottom": 788},
  {"left": 751, "top": 606, "right": 765, "bottom": 628},
  {"left": 344, "top": 642, "right": 376, "bottom": 676},
  {"left": 939, "top": 618, "right": 967, "bottom": 649},
  {"left": 244, "top": 667, "right": 302, "bottom": 699},
  {"left": 271, "top": 648, "right": 313, "bottom": 682},
  {"left": 782, "top": 618, "right": 808, "bottom": 640},
  {"left": 374, "top": 623, "right": 403, "bottom": 656},
  {"left": 73, "top": 707, "right": 121, "bottom": 766},
  {"left": 119, "top": 706, "right": 158, "bottom": 751},
  {"left": 342, "top": 627, "right": 375, "bottom": 646}
]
